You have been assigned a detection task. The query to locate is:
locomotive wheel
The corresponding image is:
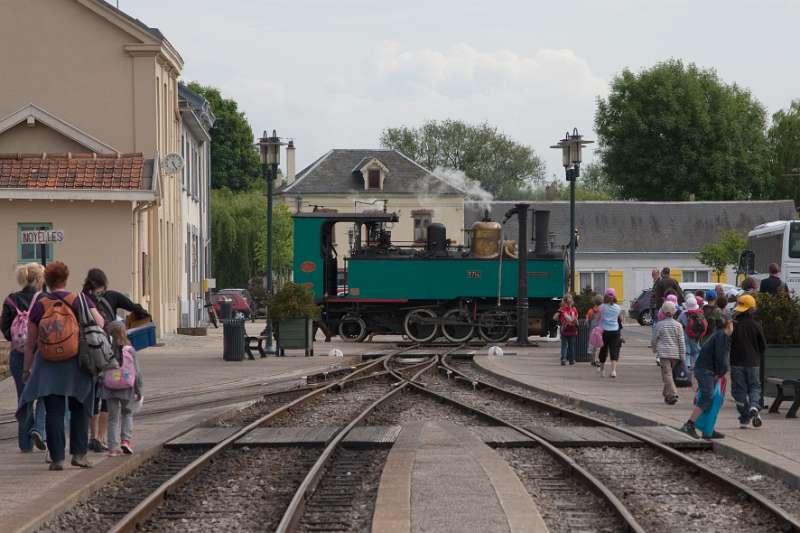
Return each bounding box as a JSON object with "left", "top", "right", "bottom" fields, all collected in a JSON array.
[
  {"left": 338, "top": 315, "right": 368, "bottom": 342},
  {"left": 441, "top": 309, "right": 474, "bottom": 343},
  {"left": 478, "top": 310, "right": 512, "bottom": 343},
  {"left": 403, "top": 309, "right": 439, "bottom": 343}
]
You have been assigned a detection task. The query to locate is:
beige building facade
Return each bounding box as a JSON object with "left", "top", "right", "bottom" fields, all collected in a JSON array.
[{"left": 0, "top": 0, "right": 185, "bottom": 335}]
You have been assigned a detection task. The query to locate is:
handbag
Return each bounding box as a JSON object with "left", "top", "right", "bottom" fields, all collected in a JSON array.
[
  {"left": 77, "top": 294, "right": 117, "bottom": 377},
  {"left": 672, "top": 360, "right": 692, "bottom": 388}
]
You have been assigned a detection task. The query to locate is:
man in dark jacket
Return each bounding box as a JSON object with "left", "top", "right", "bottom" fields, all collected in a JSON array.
[
  {"left": 759, "top": 263, "right": 785, "bottom": 295},
  {"left": 680, "top": 318, "right": 733, "bottom": 439},
  {"left": 730, "top": 294, "right": 767, "bottom": 429},
  {"left": 654, "top": 267, "right": 684, "bottom": 308}
]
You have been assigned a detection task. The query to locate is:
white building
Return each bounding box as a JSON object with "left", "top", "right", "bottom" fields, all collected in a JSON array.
[
  {"left": 178, "top": 83, "right": 215, "bottom": 327},
  {"left": 467, "top": 200, "right": 797, "bottom": 309}
]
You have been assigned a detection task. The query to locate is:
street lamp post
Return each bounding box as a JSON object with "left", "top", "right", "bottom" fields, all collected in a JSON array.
[
  {"left": 258, "top": 129, "right": 285, "bottom": 355},
  {"left": 551, "top": 128, "right": 593, "bottom": 294}
]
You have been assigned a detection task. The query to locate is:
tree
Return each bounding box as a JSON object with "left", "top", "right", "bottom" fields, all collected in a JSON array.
[
  {"left": 210, "top": 188, "right": 293, "bottom": 289},
  {"left": 380, "top": 119, "right": 546, "bottom": 199},
  {"left": 768, "top": 100, "right": 800, "bottom": 205},
  {"left": 594, "top": 60, "right": 771, "bottom": 201},
  {"left": 187, "top": 82, "right": 260, "bottom": 192},
  {"left": 697, "top": 230, "right": 747, "bottom": 282}
]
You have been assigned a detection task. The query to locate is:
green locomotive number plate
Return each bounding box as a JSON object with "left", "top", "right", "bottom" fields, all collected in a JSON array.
[{"left": 466, "top": 271, "right": 481, "bottom": 279}]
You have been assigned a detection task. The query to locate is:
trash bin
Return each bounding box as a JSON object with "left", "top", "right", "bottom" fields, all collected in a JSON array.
[
  {"left": 223, "top": 318, "right": 246, "bottom": 361},
  {"left": 219, "top": 300, "right": 233, "bottom": 320},
  {"left": 576, "top": 319, "right": 591, "bottom": 362}
]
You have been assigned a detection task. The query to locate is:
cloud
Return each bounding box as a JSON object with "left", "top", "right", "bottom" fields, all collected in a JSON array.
[{"left": 356, "top": 42, "right": 608, "bottom": 101}]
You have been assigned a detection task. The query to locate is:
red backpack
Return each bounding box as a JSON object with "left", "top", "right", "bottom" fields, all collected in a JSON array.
[{"left": 686, "top": 310, "right": 708, "bottom": 340}]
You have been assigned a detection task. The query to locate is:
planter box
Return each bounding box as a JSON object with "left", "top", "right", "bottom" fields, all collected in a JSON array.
[
  {"left": 277, "top": 318, "right": 314, "bottom": 356},
  {"left": 763, "top": 344, "right": 800, "bottom": 398}
]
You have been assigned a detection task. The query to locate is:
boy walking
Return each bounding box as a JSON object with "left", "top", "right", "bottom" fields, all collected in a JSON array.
[
  {"left": 730, "top": 295, "right": 766, "bottom": 429},
  {"left": 652, "top": 301, "right": 685, "bottom": 405}
]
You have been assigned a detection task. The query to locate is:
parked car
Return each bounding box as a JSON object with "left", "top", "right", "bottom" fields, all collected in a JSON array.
[
  {"left": 213, "top": 288, "right": 255, "bottom": 319},
  {"left": 629, "top": 289, "right": 654, "bottom": 326},
  {"left": 681, "top": 282, "right": 742, "bottom": 302}
]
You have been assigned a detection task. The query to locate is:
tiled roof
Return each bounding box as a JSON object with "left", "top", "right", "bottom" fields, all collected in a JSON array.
[
  {"left": 0, "top": 153, "right": 150, "bottom": 190},
  {"left": 278, "top": 149, "right": 463, "bottom": 195},
  {"left": 466, "top": 200, "right": 798, "bottom": 254}
]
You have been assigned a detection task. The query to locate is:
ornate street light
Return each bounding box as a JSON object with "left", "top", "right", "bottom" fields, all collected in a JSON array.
[
  {"left": 258, "top": 129, "right": 286, "bottom": 354},
  {"left": 551, "top": 128, "right": 593, "bottom": 293}
]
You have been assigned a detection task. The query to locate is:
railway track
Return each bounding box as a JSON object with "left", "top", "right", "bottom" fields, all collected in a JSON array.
[
  {"left": 430, "top": 354, "right": 800, "bottom": 533},
  {"left": 97, "top": 346, "right": 433, "bottom": 533}
]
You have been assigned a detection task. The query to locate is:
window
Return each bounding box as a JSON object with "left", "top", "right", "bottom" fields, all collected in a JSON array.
[
  {"left": 17, "top": 223, "right": 52, "bottom": 264},
  {"left": 682, "top": 270, "right": 710, "bottom": 283},
  {"left": 579, "top": 272, "right": 606, "bottom": 293},
  {"left": 748, "top": 232, "right": 783, "bottom": 273},
  {"left": 412, "top": 210, "right": 432, "bottom": 243},
  {"left": 790, "top": 222, "right": 800, "bottom": 259},
  {"left": 367, "top": 169, "right": 380, "bottom": 189}
]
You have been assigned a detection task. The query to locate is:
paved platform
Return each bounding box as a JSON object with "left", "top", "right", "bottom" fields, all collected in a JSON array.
[
  {"left": 477, "top": 326, "right": 800, "bottom": 488},
  {"left": 0, "top": 324, "right": 368, "bottom": 532},
  {"left": 372, "top": 422, "right": 548, "bottom": 533}
]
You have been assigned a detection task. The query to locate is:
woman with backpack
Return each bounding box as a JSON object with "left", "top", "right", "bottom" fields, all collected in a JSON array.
[
  {"left": 101, "top": 322, "right": 142, "bottom": 456},
  {"left": 554, "top": 293, "right": 578, "bottom": 366},
  {"left": 2, "top": 263, "right": 46, "bottom": 453},
  {"left": 20, "top": 261, "right": 105, "bottom": 470},
  {"left": 597, "top": 288, "right": 623, "bottom": 378},
  {"left": 82, "top": 268, "right": 149, "bottom": 453}
]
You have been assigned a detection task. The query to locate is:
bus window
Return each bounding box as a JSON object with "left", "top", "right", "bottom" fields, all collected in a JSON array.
[
  {"left": 790, "top": 222, "right": 800, "bottom": 259},
  {"left": 748, "top": 233, "right": 783, "bottom": 272}
]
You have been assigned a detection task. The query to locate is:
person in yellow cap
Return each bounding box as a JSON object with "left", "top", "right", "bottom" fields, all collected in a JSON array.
[{"left": 730, "top": 294, "right": 766, "bottom": 429}]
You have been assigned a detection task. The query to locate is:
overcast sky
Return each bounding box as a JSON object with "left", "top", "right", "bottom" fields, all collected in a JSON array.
[{"left": 121, "top": 0, "right": 800, "bottom": 181}]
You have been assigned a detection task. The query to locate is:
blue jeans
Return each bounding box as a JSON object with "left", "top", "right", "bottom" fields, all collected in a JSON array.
[
  {"left": 9, "top": 350, "right": 46, "bottom": 451},
  {"left": 560, "top": 335, "right": 577, "bottom": 364},
  {"left": 731, "top": 366, "right": 761, "bottom": 423},
  {"left": 685, "top": 338, "right": 701, "bottom": 370},
  {"left": 694, "top": 367, "right": 716, "bottom": 412}
]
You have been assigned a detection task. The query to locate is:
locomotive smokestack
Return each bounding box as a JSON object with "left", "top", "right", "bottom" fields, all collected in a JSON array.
[{"left": 534, "top": 210, "right": 550, "bottom": 256}]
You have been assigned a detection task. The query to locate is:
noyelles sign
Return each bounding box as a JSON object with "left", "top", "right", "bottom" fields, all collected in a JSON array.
[{"left": 20, "top": 229, "right": 64, "bottom": 244}]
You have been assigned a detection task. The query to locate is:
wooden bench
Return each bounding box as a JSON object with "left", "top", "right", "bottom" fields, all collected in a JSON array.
[{"left": 767, "top": 378, "right": 800, "bottom": 418}]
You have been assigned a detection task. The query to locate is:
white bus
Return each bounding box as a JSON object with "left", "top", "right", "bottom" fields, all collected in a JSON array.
[{"left": 746, "top": 220, "right": 800, "bottom": 295}]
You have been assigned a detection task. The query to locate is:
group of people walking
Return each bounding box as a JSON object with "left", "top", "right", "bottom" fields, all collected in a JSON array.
[
  {"left": 648, "top": 266, "right": 774, "bottom": 440},
  {"left": 1, "top": 262, "right": 147, "bottom": 469}
]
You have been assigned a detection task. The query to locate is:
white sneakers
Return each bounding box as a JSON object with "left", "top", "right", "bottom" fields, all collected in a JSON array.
[{"left": 611, "top": 369, "right": 617, "bottom": 378}]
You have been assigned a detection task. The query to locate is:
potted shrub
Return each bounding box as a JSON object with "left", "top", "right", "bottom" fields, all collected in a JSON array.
[
  {"left": 267, "top": 282, "right": 321, "bottom": 356},
  {"left": 755, "top": 292, "right": 800, "bottom": 397}
]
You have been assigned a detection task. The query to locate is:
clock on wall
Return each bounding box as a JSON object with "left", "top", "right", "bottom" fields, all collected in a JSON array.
[{"left": 161, "top": 153, "right": 185, "bottom": 174}]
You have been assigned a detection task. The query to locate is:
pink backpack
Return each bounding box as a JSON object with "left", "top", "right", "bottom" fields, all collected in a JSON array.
[
  {"left": 5, "top": 292, "right": 40, "bottom": 352},
  {"left": 589, "top": 326, "right": 605, "bottom": 349},
  {"left": 103, "top": 345, "right": 136, "bottom": 390}
]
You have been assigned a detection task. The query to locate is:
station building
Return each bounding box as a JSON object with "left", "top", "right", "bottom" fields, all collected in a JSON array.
[
  {"left": 0, "top": 0, "right": 194, "bottom": 336},
  {"left": 276, "top": 148, "right": 465, "bottom": 267},
  {"left": 466, "top": 200, "right": 797, "bottom": 309}
]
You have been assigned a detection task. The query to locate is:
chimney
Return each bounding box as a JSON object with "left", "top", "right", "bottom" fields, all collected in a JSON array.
[{"left": 286, "top": 140, "right": 296, "bottom": 184}]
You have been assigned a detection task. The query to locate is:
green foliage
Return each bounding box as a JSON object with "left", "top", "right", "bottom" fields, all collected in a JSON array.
[
  {"left": 267, "top": 282, "right": 321, "bottom": 321},
  {"left": 527, "top": 178, "right": 614, "bottom": 201},
  {"left": 210, "top": 189, "right": 293, "bottom": 289},
  {"left": 573, "top": 287, "right": 596, "bottom": 317},
  {"left": 380, "top": 119, "right": 546, "bottom": 199},
  {"left": 187, "top": 82, "right": 261, "bottom": 192},
  {"left": 594, "top": 60, "right": 771, "bottom": 200},
  {"left": 768, "top": 100, "right": 800, "bottom": 205},
  {"left": 755, "top": 292, "right": 800, "bottom": 345},
  {"left": 697, "top": 230, "right": 747, "bottom": 279}
]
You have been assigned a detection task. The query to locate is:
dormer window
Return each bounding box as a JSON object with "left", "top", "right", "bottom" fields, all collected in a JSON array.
[
  {"left": 354, "top": 157, "right": 390, "bottom": 191},
  {"left": 368, "top": 169, "right": 380, "bottom": 189}
]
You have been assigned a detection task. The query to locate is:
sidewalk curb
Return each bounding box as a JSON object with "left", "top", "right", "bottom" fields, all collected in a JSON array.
[{"left": 475, "top": 361, "right": 800, "bottom": 491}]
